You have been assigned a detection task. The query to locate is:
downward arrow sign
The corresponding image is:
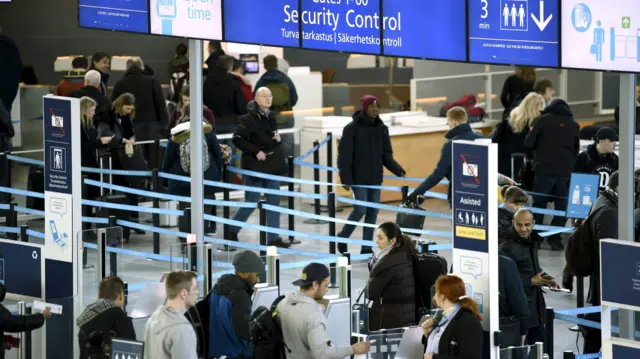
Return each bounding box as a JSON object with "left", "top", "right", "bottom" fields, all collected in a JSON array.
[{"left": 531, "top": 0, "right": 553, "bottom": 31}]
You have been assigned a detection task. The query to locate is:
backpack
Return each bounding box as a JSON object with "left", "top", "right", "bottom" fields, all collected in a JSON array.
[
  {"left": 439, "top": 94, "right": 485, "bottom": 123},
  {"left": 264, "top": 81, "right": 292, "bottom": 113},
  {"left": 179, "top": 136, "right": 210, "bottom": 174},
  {"left": 413, "top": 252, "right": 448, "bottom": 321},
  {"left": 249, "top": 295, "right": 289, "bottom": 359},
  {"left": 565, "top": 206, "right": 604, "bottom": 277},
  {"left": 168, "top": 68, "right": 189, "bottom": 103}
]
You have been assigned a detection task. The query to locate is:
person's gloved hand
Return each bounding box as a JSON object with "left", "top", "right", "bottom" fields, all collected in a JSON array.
[{"left": 407, "top": 191, "right": 419, "bottom": 204}]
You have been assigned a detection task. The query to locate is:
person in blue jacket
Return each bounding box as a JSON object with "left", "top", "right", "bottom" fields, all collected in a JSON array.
[{"left": 408, "top": 107, "right": 484, "bottom": 206}]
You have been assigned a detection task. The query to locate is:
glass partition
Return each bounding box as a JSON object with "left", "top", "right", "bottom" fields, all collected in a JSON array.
[{"left": 79, "top": 227, "right": 122, "bottom": 306}]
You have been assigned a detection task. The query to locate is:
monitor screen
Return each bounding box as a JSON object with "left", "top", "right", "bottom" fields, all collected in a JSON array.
[
  {"left": 110, "top": 338, "right": 144, "bottom": 359},
  {"left": 223, "top": 0, "right": 300, "bottom": 47},
  {"left": 382, "top": 0, "right": 466, "bottom": 61},
  {"left": 150, "top": 0, "right": 222, "bottom": 40},
  {"left": 566, "top": 173, "right": 600, "bottom": 219},
  {"left": 468, "top": 0, "right": 559, "bottom": 67},
  {"left": 79, "top": 0, "right": 149, "bottom": 34},
  {"left": 300, "top": 0, "right": 382, "bottom": 55},
  {"left": 0, "top": 241, "right": 41, "bottom": 298},
  {"left": 562, "top": 0, "right": 640, "bottom": 72}
]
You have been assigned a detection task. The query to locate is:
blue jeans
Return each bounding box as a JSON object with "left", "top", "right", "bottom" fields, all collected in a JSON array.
[
  {"left": 231, "top": 176, "right": 281, "bottom": 243},
  {"left": 339, "top": 187, "right": 381, "bottom": 242}
]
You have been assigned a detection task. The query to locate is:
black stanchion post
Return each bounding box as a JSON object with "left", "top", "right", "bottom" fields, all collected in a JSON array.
[
  {"left": 345, "top": 252, "right": 352, "bottom": 301},
  {"left": 99, "top": 230, "right": 106, "bottom": 280},
  {"left": 20, "top": 225, "right": 27, "bottom": 242},
  {"left": 545, "top": 307, "right": 555, "bottom": 359},
  {"left": 276, "top": 257, "right": 281, "bottom": 296},
  {"left": 8, "top": 202, "right": 16, "bottom": 240},
  {"left": 154, "top": 139, "right": 161, "bottom": 170},
  {"left": 152, "top": 169, "right": 160, "bottom": 254},
  {"left": 258, "top": 200, "right": 267, "bottom": 257},
  {"left": 124, "top": 282, "right": 129, "bottom": 310},
  {"left": 108, "top": 216, "right": 118, "bottom": 277},
  {"left": 401, "top": 185, "right": 409, "bottom": 203},
  {"left": 326, "top": 133, "right": 333, "bottom": 193},
  {"left": 223, "top": 163, "right": 230, "bottom": 240},
  {"left": 576, "top": 277, "right": 584, "bottom": 308},
  {"left": 328, "top": 192, "right": 338, "bottom": 287},
  {"left": 563, "top": 351, "right": 574, "bottom": 359},
  {"left": 304, "top": 140, "right": 326, "bottom": 224},
  {"left": 206, "top": 246, "right": 213, "bottom": 293},
  {"left": 287, "top": 156, "right": 298, "bottom": 244}
]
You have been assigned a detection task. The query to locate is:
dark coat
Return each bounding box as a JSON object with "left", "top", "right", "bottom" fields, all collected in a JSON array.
[
  {"left": 498, "top": 206, "right": 515, "bottom": 238},
  {"left": 203, "top": 67, "right": 247, "bottom": 127},
  {"left": 500, "top": 75, "right": 534, "bottom": 117},
  {"left": 0, "top": 304, "right": 44, "bottom": 359},
  {"left": 498, "top": 252, "right": 530, "bottom": 335},
  {"left": 255, "top": 70, "right": 298, "bottom": 107},
  {"left": 366, "top": 247, "right": 416, "bottom": 331},
  {"left": 76, "top": 303, "right": 136, "bottom": 359},
  {"left": 68, "top": 85, "right": 112, "bottom": 128},
  {"left": 81, "top": 126, "right": 105, "bottom": 199},
  {"left": 0, "top": 102, "right": 14, "bottom": 140},
  {"left": 111, "top": 67, "right": 169, "bottom": 126},
  {"left": 499, "top": 227, "right": 546, "bottom": 327},
  {"left": 233, "top": 101, "right": 286, "bottom": 175},
  {"left": 209, "top": 274, "right": 253, "bottom": 357},
  {"left": 338, "top": 110, "right": 405, "bottom": 186},
  {"left": 0, "top": 34, "right": 22, "bottom": 112},
  {"left": 431, "top": 309, "right": 484, "bottom": 359},
  {"left": 573, "top": 144, "right": 619, "bottom": 191},
  {"left": 525, "top": 99, "right": 580, "bottom": 176},
  {"left": 413, "top": 123, "right": 485, "bottom": 204},
  {"left": 587, "top": 189, "right": 618, "bottom": 305},
  {"left": 492, "top": 120, "right": 529, "bottom": 177}
]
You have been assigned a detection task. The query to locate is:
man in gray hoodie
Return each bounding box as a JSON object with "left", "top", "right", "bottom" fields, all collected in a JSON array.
[
  {"left": 144, "top": 270, "right": 199, "bottom": 359},
  {"left": 277, "top": 263, "right": 371, "bottom": 359}
]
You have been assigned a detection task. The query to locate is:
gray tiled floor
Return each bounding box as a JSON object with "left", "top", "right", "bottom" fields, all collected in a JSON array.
[{"left": 4, "top": 162, "right": 591, "bottom": 357}]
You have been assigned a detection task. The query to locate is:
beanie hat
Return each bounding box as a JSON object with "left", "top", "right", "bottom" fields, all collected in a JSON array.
[
  {"left": 361, "top": 95, "right": 380, "bottom": 113},
  {"left": 232, "top": 251, "right": 265, "bottom": 277}
]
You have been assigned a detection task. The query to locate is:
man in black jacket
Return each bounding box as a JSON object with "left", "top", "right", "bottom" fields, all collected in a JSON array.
[
  {"left": 68, "top": 70, "right": 112, "bottom": 127},
  {"left": 500, "top": 209, "right": 559, "bottom": 345},
  {"left": 0, "top": 30, "right": 22, "bottom": 113},
  {"left": 203, "top": 55, "right": 247, "bottom": 135},
  {"left": 573, "top": 127, "right": 619, "bottom": 191},
  {"left": 525, "top": 98, "right": 580, "bottom": 250},
  {"left": 337, "top": 95, "right": 405, "bottom": 254},
  {"left": 498, "top": 251, "right": 529, "bottom": 347},
  {"left": 76, "top": 276, "right": 136, "bottom": 359}
]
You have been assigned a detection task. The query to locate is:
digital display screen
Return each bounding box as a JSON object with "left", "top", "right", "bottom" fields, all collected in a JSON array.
[
  {"left": 562, "top": 0, "right": 640, "bottom": 72},
  {"left": 468, "top": 0, "right": 559, "bottom": 67},
  {"left": 78, "top": 0, "right": 150, "bottom": 34},
  {"left": 301, "top": 0, "right": 382, "bottom": 54},
  {"left": 150, "top": 0, "right": 222, "bottom": 40},
  {"left": 0, "top": 241, "right": 42, "bottom": 298},
  {"left": 223, "top": 0, "right": 299, "bottom": 47},
  {"left": 382, "top": 0, "right": 466, "bottom": 61}
]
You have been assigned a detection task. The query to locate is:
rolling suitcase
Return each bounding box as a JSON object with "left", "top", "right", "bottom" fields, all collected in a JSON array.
[
  {"left": 413, "top": 252, "right": 448, "bottom": 321},
  {"left": 26, "top": 165, "right": 45, "bottom": 210},
  {"left": 95, "top": 154, "right": 130, "bottom": 244}
]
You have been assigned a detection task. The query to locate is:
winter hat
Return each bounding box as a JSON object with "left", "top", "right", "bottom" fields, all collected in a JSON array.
[
  {"left": 596, "top": 127, "right": 618, "bottom": 142},
  {"left": 232, "top": 251, "right": 265, "bottom": 277},
  {"left": 361, "top": 95, "right": 380, "bottom": 113}
]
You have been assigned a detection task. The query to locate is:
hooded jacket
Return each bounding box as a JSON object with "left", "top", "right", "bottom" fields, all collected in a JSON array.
[
  {"left": 55, "top": 69, "right": 87, "bottom": 97},
  {"left": 413, "top": 123, "right": 485, "bottom": 204},
  {"left": 208, "top": 274, "right": 254, "bottom": 358},
  {"left": 144, "top": 305, "right": 198, "bottom": 359},
  {"left": 498, "top": 205, "right": 515, "bottom": 238},
  {"left": 277, "top": 291, "right": 354, "bottom": 359},
  {"left": 76, "top": 300, "right": 136, "bottom": 359},
  {"left": 525, "top": 99, "right": 580, "bottom": 176},
  {"left": 573, "top": 144, "right": 619, "bottom": 190},
  {"left": 203, "top": 66, "right": 247, "bottom": 127},
  {"left": 254, "top": 70, "right": 298, "bottom": 107},
  {"left": 338, "top": 110, "right": 405, "bottom": 186},
  {"left": 111, "top": 67, "right": 169, "bottom": 126},
  {"left": 587, "top": 189, "right": 618, "bottom": 305}
]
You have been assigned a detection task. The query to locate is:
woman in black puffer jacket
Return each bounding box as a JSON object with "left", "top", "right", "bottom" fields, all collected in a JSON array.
[{"left": 498, "top": 186, "right": 529, "bottom": 238}]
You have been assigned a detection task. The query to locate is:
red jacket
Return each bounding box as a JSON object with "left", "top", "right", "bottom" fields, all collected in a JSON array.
[
  {"left": 55, "top": 71, "right": 86, "bottom": 97},
  {"left": 232, "top": 73, "right": 253, "bottom": 104}
]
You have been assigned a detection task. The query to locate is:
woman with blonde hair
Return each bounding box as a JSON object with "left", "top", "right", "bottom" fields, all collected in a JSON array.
[
  {"left": 509, "top": 92, "right": 545, "bottom": 133},
  {"left": 80, "top": 96, "right": 111, "bottom": 198}
]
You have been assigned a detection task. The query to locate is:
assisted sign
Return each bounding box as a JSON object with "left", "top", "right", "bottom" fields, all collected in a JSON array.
[
  {"left": 468, "top": 0, "right": 559, "bottom": 66},
  {"left": 451, "top": 140, "right": 499, "bottom": 356},
  {"left": 565, "top": 173, "right": 599, "bottom": 219},
  {"left": 382, "top": 0, "right": 467, "bottom": 61},
  {"left": 150, "top": 0, "right": 222, "bottom": 40},
  {"left": 600, "top": 240, "right": 640, "bottom": 309},
  {"left": 223, "top": 0, "right": 299, "bottom": 47},
  {"left": 561, "top": 0, "right": 640, "bottom": 72},
  {"left": 79, "top": 0, "right": 150, "bottom": 34}
]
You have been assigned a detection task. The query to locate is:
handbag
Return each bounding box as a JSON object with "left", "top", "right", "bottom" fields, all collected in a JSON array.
[
  {"left": 396, "top": 200, "right": 426, "bottom": 236},
  {"left": 116, "top": 146, "right": 148, "bottom": 189},
  {"left": 351, "top": 287, "right": 370, "bottom": 335}
]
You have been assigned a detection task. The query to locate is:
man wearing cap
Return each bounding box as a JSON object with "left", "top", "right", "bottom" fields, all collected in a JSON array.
[
  {"left": 573, "top": 127, "right": 619, "bottom": 191},
  {"left": 277, "top": 263, "right": 371, "bottom": 358},
  {"left": 337, "top": 95, "right": 406, "bottom": 254},
  {"left": 206, "top": 251, "right": 265, "bottom": 359}
]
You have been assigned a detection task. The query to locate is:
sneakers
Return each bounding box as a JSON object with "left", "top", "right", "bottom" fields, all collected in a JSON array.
[{"left": 268, "top": 238, "right": 291, "bottom": 248}]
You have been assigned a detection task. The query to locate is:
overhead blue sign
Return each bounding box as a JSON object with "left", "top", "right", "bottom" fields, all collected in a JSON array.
[
  {"left": 468, "top": 0, "right": 559, "bottom": 66},
  {"left": 223, "top": 0, "right": 299, "bottom": 47},
  {"left": 566, "top": 173, "right": 600, "bottom": 219},
  {"left": 382, "top": 0, "right": 466, "bottom": 61},
  {"left": 79, "top": 0, "right": 150, "bottom": 34},
  {"left": 600, "top": 240, "right": 640, "bottom": 308},
  {"left": 0, "top": 240, "right": 42, "bottom": 299}
]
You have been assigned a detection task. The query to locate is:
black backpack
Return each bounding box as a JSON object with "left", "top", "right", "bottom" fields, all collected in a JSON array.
[
  {"left": 413, "top": 251, "right": 448, "bottom": 321},
  {"left": 565, "top": 207, "right": 603, "bottom": 277},
  {"left": 249, "top": 295, "right": 290, "bottom": 359}
]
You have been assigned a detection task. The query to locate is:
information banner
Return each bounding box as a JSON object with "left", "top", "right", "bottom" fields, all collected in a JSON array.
[
  {"left": 382, "top": 0, "right": 466, "bottom": 61},
  {"left": 79, "top": 0, "right": 150, "bottom": 34},
  {"left": 223, "top": 0, "right": 299, "bottom": 47},
  {"left": 566, "top": 173, "right": 599, "bottom": 219},
  {"left": 600, "top": 239, "right": 640, "bottom": 309},
  {"left": 150, "top": 0, "right": 222, "bottom": 40},
  {"left": 561, "top": 0, "right": 640, "bottom": 72},
  {"left": 451, "top": 140, "right": 499, "bottom": 358},
  {"left": 468, "top": 0, "right": 559, "bottom": 66}
]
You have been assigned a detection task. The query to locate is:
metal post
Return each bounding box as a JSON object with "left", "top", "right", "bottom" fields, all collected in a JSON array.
[
  {"left": 401, "top": 185, "right": 409, "bottom": 203},
  {"left": 562, "top": 351, "right": 574, "bottom": 359},
  {"left": 535, "top": 342, "right": 544, "bottom": 359},
  {"left": 328, "top": 192, "right": 337, "bottom": 287},
  {"left": 576, "top": 277, "right": 584, "bottom": 308},
  {"left": 152, "top": 169, "right": 160, "bottom": 254},
  {"left": 108, "top": 216, "right": 117, "bottom": 277},
  {"left": 304, "top": 140, "right": 325, "bottom": 224},
  {"left": 258, "top": 200, "right": 267, "bottom": 257},
  {"left": 484, "top": 65, "right": 493, "bottom": 120},
  {"left": 275, "top": 257, "right": 281, "bottom": 295},
  {"left": 97, "top": 229, "right": 106, "bottom": 281},
  {"left": 222, "top": 163, "right": 230, "bottom": 240},
  {"left": 189, "top": 38, "right": 205, "bottom": 294},
  {"left": 124, "top": 282, "right": 129, "bottom": 310},
  {"left": 326, "top": 132, "right": 333, "bottom": 193},
  {"left": 17, "top": 301, "right": 26, "bottom": 359},
  {"left": 544, "top": 307, "right": 554, "bottom": 359},
  {"left": 20, "top": 225, "right": 27, "bottom": 242},
  {"left": 205, "top": 245, "right": 213, "bottom": 293},
  {"left": 287, "top": 156, "right": 299, "bottom": 244},
  {"left": 266, "top": 246, "right": 277, "bottom": 287},
  {"left": 8, "top": 202, "right": 16, "bottom": 240},
  {"left": 337, "top": 257, "right": 349, "bottom": 298},
  {"left": 618, "top": 72, "right": 636, "bottom": 339}
]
